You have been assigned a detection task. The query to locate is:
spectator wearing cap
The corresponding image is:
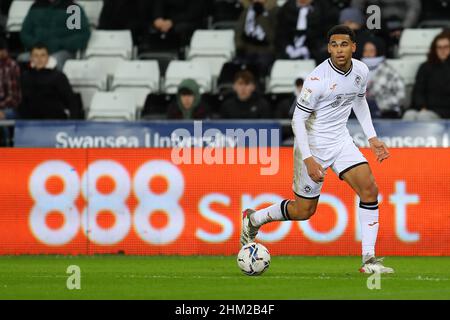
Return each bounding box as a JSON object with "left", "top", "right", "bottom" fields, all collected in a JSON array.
[
  {"left": 19, "top": 0, "right": 91, "bottom": 70},
  {"left": 405, "top": 31, "right": 450, "bottom": 120},
  {"left": 19, "top": 44, "right": 78, "bottom": 119},
  {"left": 339, "top": 6, "right": 378, "bottom": 59},
  {"left": 167, "top": 79, "right": 210, "bottom": 120},
  {"left": 220, "top": 70, "right": 271, "bottom": 119},
  {"left": 361, "top": 37, "right": 405, "bottom": 118},
  {"left": 0, "top": 38, "right": 21, "bottom": 121}
]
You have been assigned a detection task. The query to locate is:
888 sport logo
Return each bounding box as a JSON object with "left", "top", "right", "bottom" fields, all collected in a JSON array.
[{"left": 28, "top": 160, "right": 185, "bottom": 246}]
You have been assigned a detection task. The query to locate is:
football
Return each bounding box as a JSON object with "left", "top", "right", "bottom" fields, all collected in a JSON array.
[{"left": 237, "top": 243, "right": 271, "bottom": 276}]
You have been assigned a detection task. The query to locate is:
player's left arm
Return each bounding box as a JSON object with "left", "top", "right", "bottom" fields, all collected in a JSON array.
[{"left": 353, "top": 73, "right": 390, "bottom": 163}]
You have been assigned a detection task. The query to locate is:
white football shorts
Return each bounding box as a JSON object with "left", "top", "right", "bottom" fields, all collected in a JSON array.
[{"left": 292, "top": 136, "right": 368, "bottom": 199}]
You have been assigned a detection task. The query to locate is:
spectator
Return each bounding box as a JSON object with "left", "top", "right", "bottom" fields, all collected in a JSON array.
[
  {"left": 220, "top": 70, "right": 271, "bottom": 119},
  {"left": 235, "top": 0, "right": 278, "bottom": 75},
  {"left": 275, "top": 0, "right": 338, "bottom": 62},
  {"left": 404, "top": 31, "right": 450, "bottom": 120},
  {"left": 361, "top": 38, "right": 405, "bottom": 118},
  {"left": 19, "top": 44, "right": 77, "bottom": 120},
  {"left": 0, "top": 37, "right": 21, "bottom": 146},
  {"left": 339, "top": 7, "right": 379, "bottom": 59},
  {"left": 167, "top": 79, "right": 210, "bottom": 120},
  {"left": 0, "top": 38, "right": 21, "bottom": 121},
  {"left": 151, "top": 0, "right": 207, "bottom": 48},
  {"left": 98, "top": 0, "right": 148, "bottom": 42},
  {"left": 274, "top": 77, "right": 304, "bottom": 119},
  {"left": 19, "top": 0, "right": 91, "bottom": 70},
  {"left": 351, "top": 0, "right": 422, "bottom": 57}
]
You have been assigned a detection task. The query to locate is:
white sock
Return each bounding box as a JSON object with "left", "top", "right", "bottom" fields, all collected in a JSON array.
[
  {"left": 359, "top": 201, "right": 379, "bottom": 261},
  {"left": 250, "top": 200, "right": 291, "bottom": 227}
]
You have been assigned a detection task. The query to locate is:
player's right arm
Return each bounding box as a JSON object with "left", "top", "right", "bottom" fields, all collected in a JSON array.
[{"left": 292, "top": 77, "right": 326, "bottom": 183}]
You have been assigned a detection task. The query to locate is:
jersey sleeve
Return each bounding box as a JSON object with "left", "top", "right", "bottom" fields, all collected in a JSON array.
[
  {"left": 357, "top": 65, "right": 369, "bottom": 99},
  {"left": 292, "top": 76, "right": 324, "bottom": 161},
  {"left": 295, "top": 76, "right": 323, "bottom": 113}
]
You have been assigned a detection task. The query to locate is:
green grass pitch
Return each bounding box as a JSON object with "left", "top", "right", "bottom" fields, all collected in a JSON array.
[{"left": 0, "top": 256, "right": 449, "bottom": 300}]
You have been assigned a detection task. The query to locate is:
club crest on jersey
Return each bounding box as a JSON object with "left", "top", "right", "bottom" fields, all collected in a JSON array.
[
  {"left": 304, "top": 185, "right": 312, "bottom": 193},
  {"left": 354, "top": 75, "right": 362, "bottom": 88}
]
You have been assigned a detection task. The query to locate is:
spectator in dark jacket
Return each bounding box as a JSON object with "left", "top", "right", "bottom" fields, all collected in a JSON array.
[
  {"left": 235, "top": 0, "right": 278, "bottom": 75},
  {"left": 167, "top": 79, "right": 210, "bottom": 120},
  {"left": 275, "top": 0, "right": 338, "bottom": 62},
  {"left": 152, "top": 0, "right": 206, "bottom": 47},
  {"left": 19, "top": 0, "right": 91, "bottom": 70},
  {"left": 19, "top": 44, "right": 77, "bottom": 120},
  {"left": 221, "top": 70, "right": 271, "bottom": 119},
  {"left": 98, "top": 0, "right": 149, "bottom": 42},
  {"left": 404, "top": 31, "right": 450, "bottom": 120}
]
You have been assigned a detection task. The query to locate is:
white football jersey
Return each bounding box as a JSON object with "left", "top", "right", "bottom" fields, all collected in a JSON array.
[{"left": 294, "top": 58, "right": 369, "bottom": 161}]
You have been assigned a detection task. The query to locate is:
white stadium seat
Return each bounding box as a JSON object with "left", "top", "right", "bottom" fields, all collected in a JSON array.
[
  {"left": 63, "top": 59, "right": 108, "bottom": 110},
  {"left": 398, "top": 28, "right": 443, "bottom": 58},
  {"left": 164, "top": 60, "right": 212, "bottom": 94},
  {"left": 6, "top": 0, "right": 34, "bottom": 32},
  {"left": 87, "top": 92, "right": 138, "bottom": 121},
  {"left": 84, "top": 30, "right": 134, "bottom": 76},
  {"left": 268, "top": 59, "right": 316, "bottom": 93},
  {"left": 85, "top": 30, "right": 133, "bottom": 59},
  {"left": 187, "top": 30, "right": 236, "bottom": 60},
  {"left": 111, "top": 60, "right": 160, "bottom": 109},
  {"left": 190, "top": 57, "right": 227, "bottom": 79},
  {"left": 386, "top": 58, "right": 426, "bottom": 86},
  {"left": 75, "top": 0, "right": 104, "bottom": 28}
]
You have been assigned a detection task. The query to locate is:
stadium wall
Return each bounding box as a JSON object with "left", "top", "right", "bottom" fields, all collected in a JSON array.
[{"left": 0, "top": 148, "right": 449, "bottom": 256}]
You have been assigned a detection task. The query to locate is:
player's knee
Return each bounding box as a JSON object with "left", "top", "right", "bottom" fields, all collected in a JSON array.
[
  {"left": 290, "top": 202, "right": 317, "bottom": 221},
  {"left": 359, "top": 183, "right": 379, "bottom": 202}
]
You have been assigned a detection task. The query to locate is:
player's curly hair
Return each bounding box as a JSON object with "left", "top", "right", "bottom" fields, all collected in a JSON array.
[{"left": 327, "top": 25, "right": 356, "bottom": 43}]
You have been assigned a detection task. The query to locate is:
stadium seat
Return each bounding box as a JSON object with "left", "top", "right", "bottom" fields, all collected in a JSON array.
[
  {"left": 187, "top": 30, "right": 236, "bottom": 61},
  {"left": 63, "top": 59, "right": 108, "bottom": 110},
  {"left": 75, "top": 0, "right": 104, "bottom": 28},
  {"left": 386, "top": 57, "right": 427, "bottom": 108},
  {"left": 111, "top": 60, "right": 160, "bottom": 110},
  {"left": 84, "top": 30, "right": 134, "bottom": 76},
  {"left": 398, "top": 28, "right": 443, "bottom": 58},
  {"left": 187, "top": 30, "right": 235, "bottom": 82},
  {"left": 87, "top": 92, "right": 138, "bottom": 121},
  {"left": 164, "top": 60, "right": 212, "bottom": 94},
  {"left": 6, "top": 0, "right": 33, "bottom": 32},
  {"left": 267, "top": 59, "right": 316, "bottom": 93},
  {"left": 191, "top": 57, "right": 227, "bottom": 83}
]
